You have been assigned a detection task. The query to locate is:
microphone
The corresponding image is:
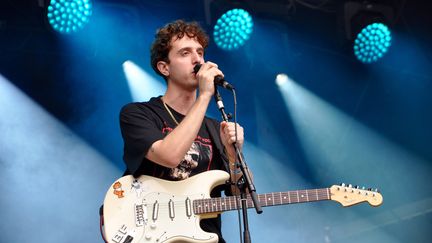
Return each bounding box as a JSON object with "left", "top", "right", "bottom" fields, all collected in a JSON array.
[{"left": 193, "top": 64, "right": 235, "bottom": 90}]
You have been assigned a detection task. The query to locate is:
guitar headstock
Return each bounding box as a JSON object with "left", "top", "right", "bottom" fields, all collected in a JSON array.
[{"left": 330, "top": 184, "right": 383, "bottom": 207}]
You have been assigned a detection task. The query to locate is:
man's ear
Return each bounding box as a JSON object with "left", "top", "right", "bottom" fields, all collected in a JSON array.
[{"left": 157, "top": 61, "right": 169, "bottom": 77}]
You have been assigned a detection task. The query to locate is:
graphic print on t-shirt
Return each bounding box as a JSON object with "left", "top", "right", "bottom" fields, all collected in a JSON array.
[
  {"left": 169, "top": 140, "right": 212, "bottom": 180},
  {"left": 162, "top": 125, "right": 213, "bottom": 180}
]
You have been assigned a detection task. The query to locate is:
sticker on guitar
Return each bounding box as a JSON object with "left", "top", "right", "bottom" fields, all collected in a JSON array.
[{"left": 112, "top": 181, "right": 124, "bottom": 199}]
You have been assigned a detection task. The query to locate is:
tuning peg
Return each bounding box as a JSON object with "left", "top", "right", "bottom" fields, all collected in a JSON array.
[
  {"left": 355, "top": 185, "right": 359, "bottom": 189},
  {"left": 340, "top": 183, "right": 346, "bottom": 187},
  {"left": 348, "top": 184, "right": 353, "bottom": 188},
  {"left": 362, "top": 186, "right": 366, "bottom": 190},
  {"left": 374, "top": 188, "right": 380, "bottom": 193}
]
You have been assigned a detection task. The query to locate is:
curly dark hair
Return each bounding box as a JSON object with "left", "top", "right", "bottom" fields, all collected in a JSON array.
[{"left": 150, "top": 20, "right": 209, "bottom": 81}]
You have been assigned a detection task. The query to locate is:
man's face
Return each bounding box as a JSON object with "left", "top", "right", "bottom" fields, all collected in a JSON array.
[{"left": 165, "top": 35, "right": 204, "bottom": 90}]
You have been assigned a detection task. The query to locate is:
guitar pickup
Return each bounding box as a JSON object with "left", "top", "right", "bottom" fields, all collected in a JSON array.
[{"left": 168, "top": 199, "right": 175, "bottom": 220}]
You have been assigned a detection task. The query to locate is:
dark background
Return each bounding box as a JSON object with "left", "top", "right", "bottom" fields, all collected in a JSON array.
[{"left": 1, "top": 0, "right": 431, "bottom": 242}]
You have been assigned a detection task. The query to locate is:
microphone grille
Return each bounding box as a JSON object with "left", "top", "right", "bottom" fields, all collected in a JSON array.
[{"left": 193, "top": 64, "right": 202, "bottom": 74}]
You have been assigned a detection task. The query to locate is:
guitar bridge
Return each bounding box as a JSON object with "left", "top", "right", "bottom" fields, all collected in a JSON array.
[{"left": 135, "top": 203, "right": 147, "bottom": 227}]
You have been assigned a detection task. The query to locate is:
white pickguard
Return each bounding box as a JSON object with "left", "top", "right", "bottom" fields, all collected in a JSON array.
[{"left": 103, "top": 170, "right": 230, "bottom": 243}]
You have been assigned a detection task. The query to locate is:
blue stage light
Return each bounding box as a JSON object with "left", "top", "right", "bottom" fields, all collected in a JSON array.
[
  {"left": 47, "top": 0, "right": 93, "bottom": 34},
  {"left": 353, "top": 23, "right": 391, "bottom": 63},
  {"left": 213, "top": 8, "right": 253, "bottom": 51}
]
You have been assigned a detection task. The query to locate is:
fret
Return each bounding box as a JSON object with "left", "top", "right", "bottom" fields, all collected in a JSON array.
[
  {"left": 227, "top": 197, "right": 231, "bottom": 211},
  {"left": 283, "top": 192, "right": 287, "bottom": 204},
  {"left": 247, "top": 197, "right": 253, "bottom": 208},
  {"left": 268, "top": 193, "right": 274, "bottom": 206},
  {"left": 220, "top": 198, "right": 223, "bottom": 211},
  {"left": 200, "top": 198, "right": 205, "bottom": 213},
  {"left": 198, "top": 201, "right": 201, "bottom": 214},
  {"left": 305, "top": 190, "right": 309, "bottom": 202},
  {"left": 213, "top": 198, "right": 217, "bottom": 212},
  {"left": 197, "top": 200, "right": 201, "bottom": 214},
  {"left": 214, "top": 198, "right": 218, "bottom": 211},
  {"left": 205, "top": 198, "right": 210, "bottom": 212},
  {"left": 290, "top": 191, "right": 297, "bottom": 203},
  {"left": 199, "top": 199, "right": 203, "bottom": 213},
  {"left": 212, "top": 199, "right": 219, "bottom": 212},
  {"left": 226, "top": 197, "right": 229, "bottom": 210}
]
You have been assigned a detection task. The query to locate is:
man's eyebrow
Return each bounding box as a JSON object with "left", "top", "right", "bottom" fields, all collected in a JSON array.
[{"left": 176, "top": 47, "right": 204, "bottom": 53}]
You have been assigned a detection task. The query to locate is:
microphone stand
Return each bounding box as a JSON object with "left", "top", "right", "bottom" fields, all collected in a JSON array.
[{"left": 213, "top": 86, "right": 263, "bottom": 243}]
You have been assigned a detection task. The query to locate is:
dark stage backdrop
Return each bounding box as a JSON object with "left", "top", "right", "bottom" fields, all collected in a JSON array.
[{"left": 1, "top": 1, "right": 431, "bottom": 243}]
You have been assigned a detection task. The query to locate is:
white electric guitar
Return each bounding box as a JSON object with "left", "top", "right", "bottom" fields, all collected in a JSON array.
[{"left": 103, "top": 170, "right": 383, "bottom": 243}]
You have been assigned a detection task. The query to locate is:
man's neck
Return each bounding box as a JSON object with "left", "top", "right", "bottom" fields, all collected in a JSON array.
[{"left": 162, "top": 86, "right": 197, "bottom": 115}]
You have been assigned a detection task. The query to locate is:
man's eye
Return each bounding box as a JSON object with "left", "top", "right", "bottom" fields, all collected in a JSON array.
[{"left": 182, "top": 51, "right": 189, "bottom": 56}]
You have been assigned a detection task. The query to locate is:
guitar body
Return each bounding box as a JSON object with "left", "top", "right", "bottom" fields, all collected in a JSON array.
[{"left": 103, "top": 170, "right": 230, "bottom": 243}]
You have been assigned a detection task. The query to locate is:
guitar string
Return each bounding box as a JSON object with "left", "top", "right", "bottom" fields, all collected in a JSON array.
[
  {"left": 129, "top": 191, "right": 333, "bottom": 210},
  {"left": 133, "top": 192, "right": 332, "bottom": 206},
  {"left": 125, "top": 189, "right": 374, "bottom": 214},
  {"left": 130, "top": 189, "right": 332, "bottom": 205},
  {"left": 138, "top": 198, "right": 337, "bottom": 214}
]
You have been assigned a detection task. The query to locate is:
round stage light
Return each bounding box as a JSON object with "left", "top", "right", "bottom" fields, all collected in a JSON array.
[
  {"left": 353, "top": 23, "right": 391, "bottom": 63},
  {"left": 47, "top": 0, "right": 93, "bottom": 34},
  {"left": 213, "top": 8, "right": 254, "bottom": 51}
]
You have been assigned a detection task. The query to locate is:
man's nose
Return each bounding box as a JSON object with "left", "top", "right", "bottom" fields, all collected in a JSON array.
[{"left": 191, "top": 51, "right": 203, "bottom": 64}]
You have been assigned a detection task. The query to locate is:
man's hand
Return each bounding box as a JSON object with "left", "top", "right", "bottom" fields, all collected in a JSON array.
[
  {"left": 220, "top": 121, "right": 244, "bottom": 161},
  {"left": 195, "top": 61, "right": 223, "bottom": 98}
]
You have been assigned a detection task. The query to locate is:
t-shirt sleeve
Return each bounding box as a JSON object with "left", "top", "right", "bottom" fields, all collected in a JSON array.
[{"left": 120, "top": 103, "right": 165, "bottom": 175}]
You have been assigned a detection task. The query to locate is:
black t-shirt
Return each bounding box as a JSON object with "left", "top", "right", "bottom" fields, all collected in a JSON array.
[{"left": 119, "top": 96, "right": 229, "bottom": 242}]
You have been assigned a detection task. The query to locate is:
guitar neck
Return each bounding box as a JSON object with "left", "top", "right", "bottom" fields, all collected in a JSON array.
[{"left": 193, "top": 188, "right": 330, "bottom": 214}]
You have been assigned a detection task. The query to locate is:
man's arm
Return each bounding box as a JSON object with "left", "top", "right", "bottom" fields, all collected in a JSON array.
[{"left": 145, "top": 95, "right": 211, "bottom": 168}]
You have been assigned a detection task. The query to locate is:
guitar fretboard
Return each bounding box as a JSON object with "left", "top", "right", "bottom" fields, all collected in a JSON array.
[{"left": 193, "top": 188, "right": 330, "bottom": 214}]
